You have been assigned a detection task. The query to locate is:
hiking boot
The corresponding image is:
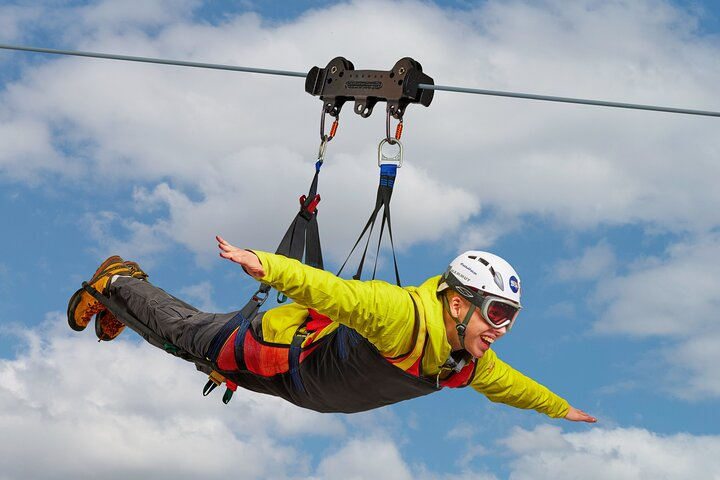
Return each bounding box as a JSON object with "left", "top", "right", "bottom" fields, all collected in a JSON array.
[
  {"left": 125, "top": 261, "right": 149, "bottom": 281},
  {"left": 95, "top": 310, "right": 125, "bottom": 341},
  {"left": 93, "top": 260, "right": 148, "bottom": 341},
  {"left": 67, "top": 255, "right": 131, "bottom": 332}
]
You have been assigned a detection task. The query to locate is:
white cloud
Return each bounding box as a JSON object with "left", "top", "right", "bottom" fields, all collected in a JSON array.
[
  {"left": 79, "top": 0, "right": 199, "bottom": 32},
  {"left": 594, "top": 233, "right": 720, "bottom": 337},
  {"left": 500, "top": 424, "right": 720, "bottom": 480},
  {"left": 589, "top": 233, "right": 720, "bottom": 399},
  {"left": 554, "top": 242, "right": 617, "bottom": 282},
  {"left": 446, "top": 424, "right": 477, "bottom": 440},
  {"left": 315, "top": 437, "right": 413, "bottom": 480},
  {"left": 2, "top": 0, "right": 720, "bottom": 263},
  {"left": 662, "top": 332, "right": 720, "bottom": 400},
  {"left": 0, "top": 5, "right": 43, "bottom": 43},
  {"left": 0, "top": 314, "right": 346, "bottom": 480},
  {"left": 179, "top": 280, "right": 218, "bottom": 312}
]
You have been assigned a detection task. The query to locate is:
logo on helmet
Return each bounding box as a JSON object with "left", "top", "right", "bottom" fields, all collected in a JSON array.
[
  {"left": 459, "top": 262, "right": 478, "bottom": 275},
  {"left": 509, "top": 276, "right": 519, "bottom": 294},
  {"left": 455, "top": 285, "right": 475, "bottom": 299},
  {"left": 450, "top": 268, "right": 471, "bottom": 283}
]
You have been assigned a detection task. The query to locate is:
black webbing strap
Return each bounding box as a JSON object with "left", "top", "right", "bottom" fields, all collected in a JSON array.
[
  {"left": 338, "top": 163, "right": 401, "bottom": 286},
  {"left": 288, "top": 320, "right": 310, "bottom": 393},
  {"left": 275, "top": 160, "right": 324, "bottom": 270}
]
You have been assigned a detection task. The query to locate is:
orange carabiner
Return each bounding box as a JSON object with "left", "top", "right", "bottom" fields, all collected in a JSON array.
[
  {"left": 320, "top": 107, "right": 340, "bottom": 142},
  {"left": 394, "top": 120, "right": 403, "bottom": 141},
  {"left": 329, "top": 118, "right": 339, "bottom": 140}
]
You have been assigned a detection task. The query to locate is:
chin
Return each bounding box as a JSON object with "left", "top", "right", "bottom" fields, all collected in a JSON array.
[{"left": 469, "top": 347, "right": 486, "bottom": 358}]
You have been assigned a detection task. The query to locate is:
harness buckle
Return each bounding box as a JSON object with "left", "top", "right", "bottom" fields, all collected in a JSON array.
[
  {"left": 203, "top": 370, "right": 226, "bottom": 396},
  {"left": 299, "top": 193, "right": 321, "bottom": 219}
]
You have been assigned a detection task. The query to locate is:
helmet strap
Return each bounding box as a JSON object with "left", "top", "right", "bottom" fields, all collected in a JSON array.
[{"left": 442, "top": 293, "right": 476, "bottom": 350}]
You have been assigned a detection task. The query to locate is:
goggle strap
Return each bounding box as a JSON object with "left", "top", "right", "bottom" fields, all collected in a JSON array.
[{"left": 456, "top": 305, "right": 476, "bottom": 350}]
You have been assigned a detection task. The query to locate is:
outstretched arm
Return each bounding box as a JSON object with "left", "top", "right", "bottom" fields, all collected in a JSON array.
[
  {"left": 216, "top": 235, "right": 266, "bottom": 277},
  {"left": 565, "top": 406, "right": 597, "bottom": 423},
  {"left": 472, "top": 350, "right": 598, "bottom": 423}
]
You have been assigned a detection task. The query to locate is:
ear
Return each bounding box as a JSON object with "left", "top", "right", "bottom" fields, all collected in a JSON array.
[{"left": 447, "top": 293, "right": 463, "bottom": 317}]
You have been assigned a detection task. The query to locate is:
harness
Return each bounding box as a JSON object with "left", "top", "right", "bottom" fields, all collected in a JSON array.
[{"left": 203, "top": 292, "right": 476, "bottom": 413}]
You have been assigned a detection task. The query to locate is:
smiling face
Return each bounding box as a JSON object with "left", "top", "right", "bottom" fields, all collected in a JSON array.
[{"left": 443, "top": 292, "right": 509, "bottom": 358}]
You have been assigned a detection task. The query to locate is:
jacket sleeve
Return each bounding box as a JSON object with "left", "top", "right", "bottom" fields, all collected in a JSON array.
[
  {"left": 252, "top": 251, "right": 416, "bottom": 357},
  {"left": 470, "top": 349, "right": 570, "bottom": 418}
]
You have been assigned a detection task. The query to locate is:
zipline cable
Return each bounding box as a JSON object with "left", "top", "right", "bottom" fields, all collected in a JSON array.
[
  {"left": 2, "top": 43, "right": 719, "bottom": 118},
  {"left": 422, "top": 83, "right": 720, "bottom": 118},
  {"left": 0, "top": 43, "right": 306, "bottom": 78}
]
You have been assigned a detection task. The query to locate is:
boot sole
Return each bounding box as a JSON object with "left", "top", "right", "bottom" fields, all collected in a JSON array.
[
  {"left": 67, "top": 288, "right": 88, "bottom": 331},
  {"left": 95, "top": 310, "right": 126, "bottom": 341}
]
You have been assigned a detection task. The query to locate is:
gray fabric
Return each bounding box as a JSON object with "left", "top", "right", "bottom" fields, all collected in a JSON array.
[{"left": 108, "top": 276, "right": 237, "bottom": 358}]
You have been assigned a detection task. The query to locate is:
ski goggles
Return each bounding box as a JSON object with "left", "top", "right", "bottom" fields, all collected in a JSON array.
[{"left": 474, "top": 294, "right": 521, "bottom": 330}]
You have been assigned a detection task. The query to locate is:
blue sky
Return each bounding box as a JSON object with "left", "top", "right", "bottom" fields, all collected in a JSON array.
[{"left": 1, "top": 0, "right": 720, "bottom": 478}]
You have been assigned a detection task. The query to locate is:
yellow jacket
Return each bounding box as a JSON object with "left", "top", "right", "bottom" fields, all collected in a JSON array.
[{"left": 254, "top": 251, "right": 569, "bottom": 418}]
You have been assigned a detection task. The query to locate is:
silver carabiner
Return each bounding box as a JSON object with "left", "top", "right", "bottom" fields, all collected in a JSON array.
[
  {"left": 378, "top": 138, "right": 403, "bottom": 167},
  {"left": 385, "top": 108, "right": 403, "bottom": 145},
  {"left": 317, "top": 136, "right": 329, "bottom": 162}
]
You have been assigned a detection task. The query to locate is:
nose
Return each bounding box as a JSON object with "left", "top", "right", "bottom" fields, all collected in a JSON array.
[{"left": 494, "top": 326, "right": 508, "bottom": 336}]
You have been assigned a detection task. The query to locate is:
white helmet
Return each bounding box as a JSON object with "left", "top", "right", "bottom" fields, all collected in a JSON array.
[{"left": 438, "top": 251, "right": 522, "bottom": 331}]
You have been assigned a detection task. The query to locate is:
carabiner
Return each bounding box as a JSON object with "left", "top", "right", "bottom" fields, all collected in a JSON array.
[
  {"left": 317, "top": 136, "right": 329, "bottom": 163},
  {"left": 385, "top": 108, "right": 403, "bottom": 145},
  {"left": 320, "top": 107, "right": 340, "bottom": 142}
]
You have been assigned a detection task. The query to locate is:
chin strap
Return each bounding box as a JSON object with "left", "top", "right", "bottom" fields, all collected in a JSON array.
[{"left": 442, "top": 294, "right": 476, "bottom": 350}]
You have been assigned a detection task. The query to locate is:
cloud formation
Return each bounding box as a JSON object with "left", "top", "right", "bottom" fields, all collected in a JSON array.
[
  {"left": 501, "top": 424, "right": 720, "bottom": 480},
  {"left": 0, "top": 315, "right": 342, "bottom": 479},
  {"left": 3, "top": 0, "right": 720, "bottom": 261},
  {"left": 551, "top": 233, "right": 720, "bottom": 400}
]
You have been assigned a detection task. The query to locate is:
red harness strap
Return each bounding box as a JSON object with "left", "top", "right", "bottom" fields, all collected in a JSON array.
[
  {"left": 216, "top": 309, "right": 332, "bottom": 377},
  {"left": 216, "top": 328, "right": 240, "bottom": 371}
]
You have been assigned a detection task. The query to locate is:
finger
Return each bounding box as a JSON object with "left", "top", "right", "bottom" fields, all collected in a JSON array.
[
  {"left": 217, "top": 240, "right": 236, "bottom": 252},
  {"left": 576, "top": 410, "right": 597, "bottom": 423},
  {"left": 217, "top": 235, "right": 234, "bottom": 249}
]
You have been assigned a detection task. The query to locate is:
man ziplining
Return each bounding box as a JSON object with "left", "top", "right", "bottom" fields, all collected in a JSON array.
[{"left": 67, "top": 235, "right": 597, "bottom": 422}]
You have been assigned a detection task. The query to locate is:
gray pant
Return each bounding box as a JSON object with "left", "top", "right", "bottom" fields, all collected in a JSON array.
[{"left": 108, "top": 277, "right": 237, "bottom": 359}]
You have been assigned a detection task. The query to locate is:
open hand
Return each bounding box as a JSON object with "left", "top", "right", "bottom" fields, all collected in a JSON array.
[
  {"left": 564, "top": 406, "right": 597, "bottom": 423},
  {"left": 216, "top": 235, "right": 266, "bottom": 278}
]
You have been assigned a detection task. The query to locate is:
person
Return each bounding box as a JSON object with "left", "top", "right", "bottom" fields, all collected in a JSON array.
[{"left": 67, "top": 235, "right": 596, "bottom": 422}]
